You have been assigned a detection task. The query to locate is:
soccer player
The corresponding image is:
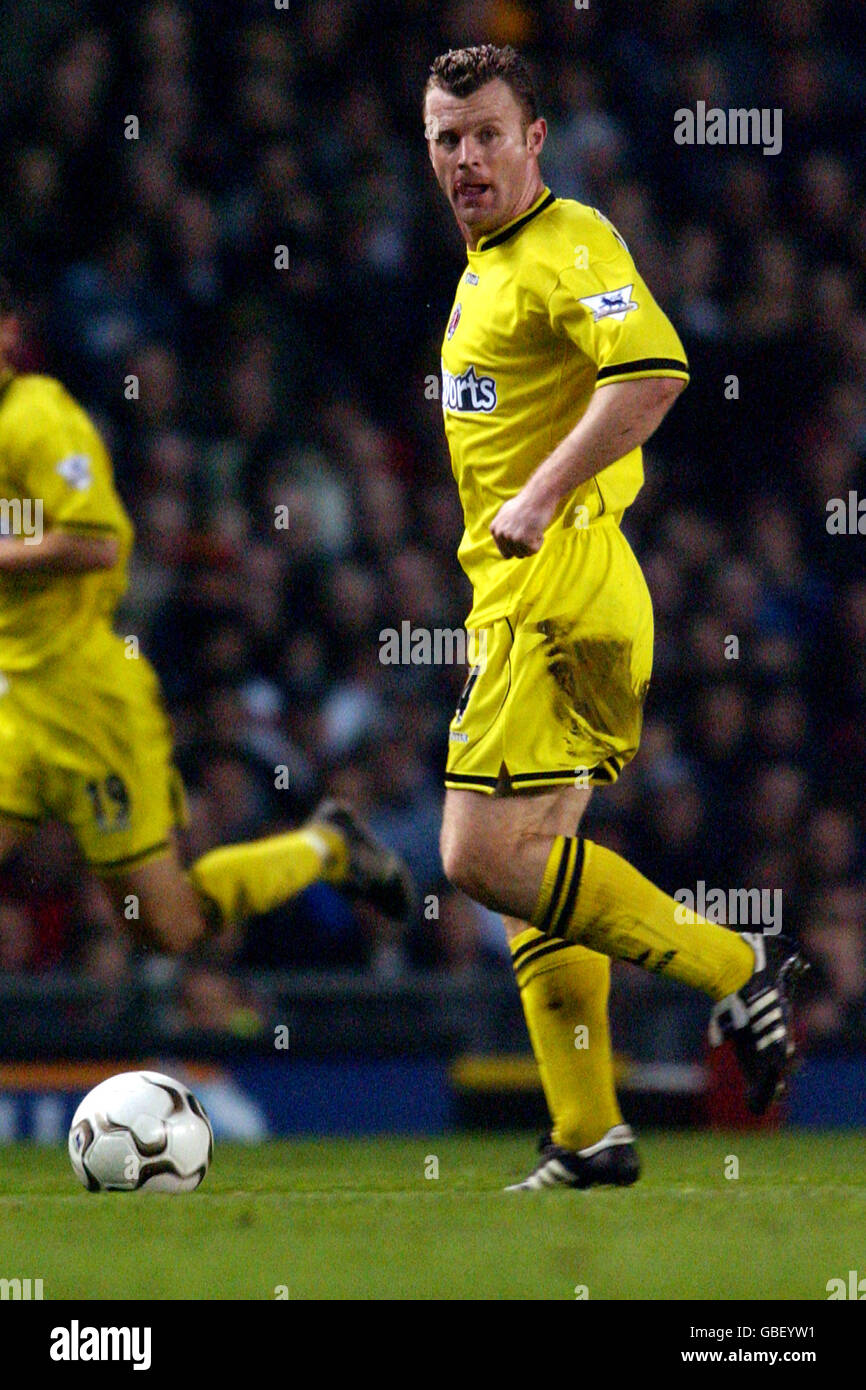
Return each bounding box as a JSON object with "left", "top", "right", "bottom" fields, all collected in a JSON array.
[
  {"left": 424, "top": 46, "right": 806, "bottom": 1189},
  {"left": 0, "top": 280, "right": 412, "bottom": 960}
]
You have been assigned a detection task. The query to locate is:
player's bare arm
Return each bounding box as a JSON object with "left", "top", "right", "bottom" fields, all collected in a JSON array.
[
  {"left": 490, "top": 375, "right": 686, "bottom": 559},
  {"left": 0, "top": 529, "right": 119, "bottom": 573}
]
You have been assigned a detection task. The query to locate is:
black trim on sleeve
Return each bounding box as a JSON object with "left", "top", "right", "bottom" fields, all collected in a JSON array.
[{"left": 596, "top": 357, "right": 689, "bottom": 381}]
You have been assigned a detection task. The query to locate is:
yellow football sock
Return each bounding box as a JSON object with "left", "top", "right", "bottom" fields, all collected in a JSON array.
[
  {"left": 511, "top": 927, "right": 622, "bottom": 1151},
  {"left": 188, "top": 826, "right": 348, "bottom": 928},
  {"left": 531, "top": 836, "right": 754, "bottom": 1001}
]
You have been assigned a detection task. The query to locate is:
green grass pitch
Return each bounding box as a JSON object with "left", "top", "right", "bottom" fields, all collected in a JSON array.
[{"left": 0, "top": 1130, "right": 863, "bottom": 1300}]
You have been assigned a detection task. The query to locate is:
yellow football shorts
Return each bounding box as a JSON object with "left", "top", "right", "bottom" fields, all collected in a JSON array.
[
  {"left": 445, "top": 519, "right": 654, "bottom": 794},
  {"left": 0, "top": 626, "right": 186, "bottom": 872}
]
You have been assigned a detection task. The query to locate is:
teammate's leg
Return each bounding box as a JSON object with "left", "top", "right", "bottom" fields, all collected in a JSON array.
[
  {"left": 92, "top": 802, "right": 361, "bottom": 954},
  {"left": 98, "top": 823, "right": 347, "bottom": 955},
  {"left": 5, "top": 633, "right": 413, "bottom": 958},
  {"left": 98, "top": 840, "right": 210, "bottom": 955},
  {"left": 187, "top": 800, "right": 412, "bottom": 932},
  {"left": 185, "top": 817, "right": 348, "bottom": 935},
  {"left": 98, "top": 803, "right": 413, "bottom": 956}
]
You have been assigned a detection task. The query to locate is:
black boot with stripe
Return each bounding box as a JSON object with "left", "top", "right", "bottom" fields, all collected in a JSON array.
[
  {"left": 505, "top": 1124, "right": 640, "bottom": 1191},
  {"left": 310, "top": 799, "right": 415, "bottom": 923},
  {"left": 708, "top": 932, "right": 808, "bottom": 1115}
]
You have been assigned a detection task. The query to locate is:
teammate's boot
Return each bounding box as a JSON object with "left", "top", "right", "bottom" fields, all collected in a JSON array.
[
  {"left": 505, "top": 1124, "right": 640, "bottom": 1191},
  {"left": 310, "top": 799, "right": 415, "bottom": 922},
  {"left": 708, "top": 932, "right": 809, "bottom": 1115}
]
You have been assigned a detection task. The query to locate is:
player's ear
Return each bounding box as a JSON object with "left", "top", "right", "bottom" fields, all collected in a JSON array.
[
  {"left": 527, "top": 117, "right": 547, "bottom": 157},
  {"left": 424, "top": 109, "right": 440, "bottom": 164}
]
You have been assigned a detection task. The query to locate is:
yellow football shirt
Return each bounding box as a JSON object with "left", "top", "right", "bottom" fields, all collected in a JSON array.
[
  {"left": 0, "top": 370, "right": 133, "bottom": 670},
  {"left": 440, "top": 187, "right": 689, "bottom": 626}
]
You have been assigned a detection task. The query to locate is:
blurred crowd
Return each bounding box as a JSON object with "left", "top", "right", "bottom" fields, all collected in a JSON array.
[{"left": 0, "top": 0, "right": 864, "bottom": 1048}]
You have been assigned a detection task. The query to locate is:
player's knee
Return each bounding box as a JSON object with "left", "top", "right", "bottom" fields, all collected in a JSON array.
[
  {"left": 104, "top": 864, "right": 206, "bottom": 956},
  {"left": 140, "top": 889, "right": 206, "bottom": 955},
  {"left": 440, "top": 831, "right": 496, "bottom": 902}
]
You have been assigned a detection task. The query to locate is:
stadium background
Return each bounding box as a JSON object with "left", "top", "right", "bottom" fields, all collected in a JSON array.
[{"left": 0, "top": 0, "right": 864, "bottom": 1140}]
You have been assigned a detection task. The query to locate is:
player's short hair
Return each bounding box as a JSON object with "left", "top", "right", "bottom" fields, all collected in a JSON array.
[{"left": 424, "top": 44, "right": 539, "bottom": 129}]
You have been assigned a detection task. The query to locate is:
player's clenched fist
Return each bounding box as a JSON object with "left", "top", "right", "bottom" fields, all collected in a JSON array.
[{"left": 490, "top": 488, "right": 557, "bottom": 559}]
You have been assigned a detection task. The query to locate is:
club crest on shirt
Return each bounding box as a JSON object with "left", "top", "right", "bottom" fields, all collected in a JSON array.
[
  {"left": 447, "top": 303, "right": 462, "bottom": 339},
  {"left": 578, "top": 284, "right": 639, "bottom": 323}
]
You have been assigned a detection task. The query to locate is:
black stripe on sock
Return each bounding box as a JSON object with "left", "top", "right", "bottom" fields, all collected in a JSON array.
[
  {"left": 511, "top": 933, "right": 569, "bottom": 971},
  {"left": 550, "top": 836, "right": 585, "bottom": 939},
  {"left": 514, "top": 939, "right": 572, "bottom": 985},
  {"left": 538, "top": 837, "right": 573, "bottom": 933},
  {"left": 510, "top": 934, "right": 545, "bottom": 970}
]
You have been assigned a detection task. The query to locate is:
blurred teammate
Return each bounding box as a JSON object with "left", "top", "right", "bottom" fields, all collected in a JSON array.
[
  {"left": 0, "top": 281, "right": 412, "bottom": 957},
  {"left": 424, "top": 46, "right": 805, "bottom": 1188}
]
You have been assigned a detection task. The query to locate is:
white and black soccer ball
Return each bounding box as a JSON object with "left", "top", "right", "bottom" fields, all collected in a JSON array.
[{"left": 68, "top": 1070, "right": 213, "bottom": 1192}]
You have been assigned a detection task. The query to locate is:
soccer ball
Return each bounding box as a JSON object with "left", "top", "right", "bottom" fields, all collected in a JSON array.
[{"left": 68, "top": 1070, "right": 213, "bottom": 1193}]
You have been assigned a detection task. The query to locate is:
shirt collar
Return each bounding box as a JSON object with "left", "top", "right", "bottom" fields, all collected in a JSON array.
[{"left": 470, "top": 187, "right": 556, "bottom": 255}]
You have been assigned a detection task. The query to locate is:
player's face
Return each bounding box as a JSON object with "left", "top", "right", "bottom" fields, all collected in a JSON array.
[{"left": 425, "top": 79, "right": 546, "bottom": 247}]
